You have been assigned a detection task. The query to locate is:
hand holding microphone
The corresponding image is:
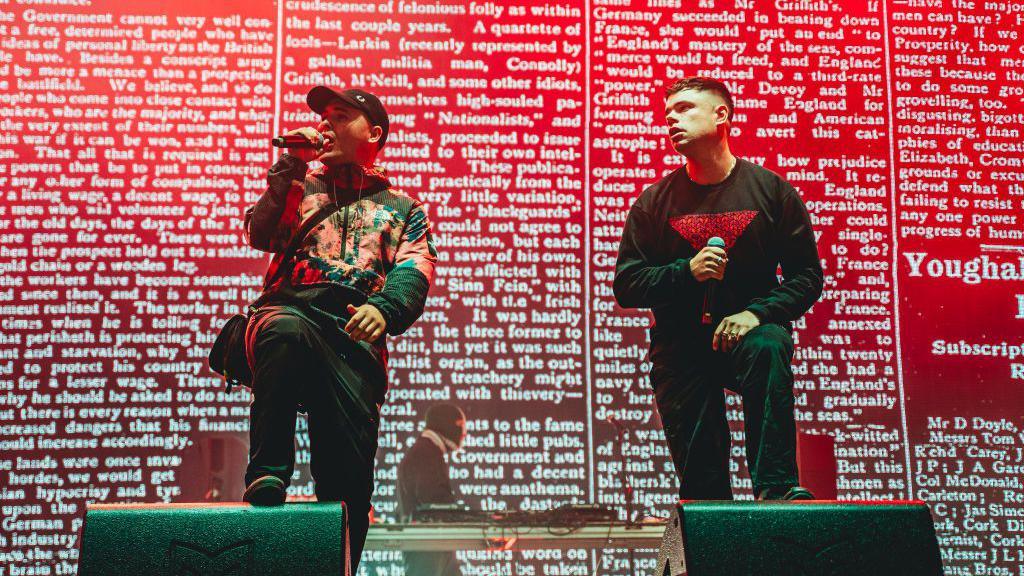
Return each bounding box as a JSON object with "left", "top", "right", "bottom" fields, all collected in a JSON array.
[
  {"left": 697, "top": 237, "right": 726, "bottom": 325},
  {"left": 690, "top": 237, "right": 727, "bottom": 283},
  {"left": 271, "top": 124, "right": 333, "bottom": 163},
  {"left": 692, "top": 236, "right": 760, "bottom": 350}
]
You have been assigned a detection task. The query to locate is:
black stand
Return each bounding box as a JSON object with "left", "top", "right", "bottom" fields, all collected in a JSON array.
[{"left": 609, "top": 418, "right": 636, "bottom": 575}]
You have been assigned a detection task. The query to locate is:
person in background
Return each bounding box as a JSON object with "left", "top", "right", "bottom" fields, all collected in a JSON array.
[{"left": 397, "top": 403, "right": 467, "bottom": 576}]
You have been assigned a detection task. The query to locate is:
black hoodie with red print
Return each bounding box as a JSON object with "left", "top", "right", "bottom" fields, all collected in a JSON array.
[{"left": 614, "top": 159, "right": 823, "bottom": 342}]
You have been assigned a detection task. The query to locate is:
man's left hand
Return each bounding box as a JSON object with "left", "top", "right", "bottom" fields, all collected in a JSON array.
[
  {"left": 345, "top": 304, "right": 386, "bottom": 343},
  {"left": 713, "top": 311, "right": 761, "bottom": 353}
]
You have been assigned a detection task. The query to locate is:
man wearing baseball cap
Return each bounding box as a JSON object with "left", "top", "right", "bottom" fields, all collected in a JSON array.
[{"left": 242, "top": 86, "right": 437, "bottom": 571}]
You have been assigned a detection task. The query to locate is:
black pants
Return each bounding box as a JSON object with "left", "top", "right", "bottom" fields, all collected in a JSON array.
[
  {"left": 649, "top": 323, "right": 798, "bottom": 499},
  {"left": 245, "top": 305, "right": 382, "bottom": 572}
]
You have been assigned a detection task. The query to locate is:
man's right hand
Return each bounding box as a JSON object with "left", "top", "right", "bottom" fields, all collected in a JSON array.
[
  {"left": 283, "top": 127, "right": 325, "bottom": 163},
  {"left": 689, "top": 246, "right": 728, "bottom": 282}
]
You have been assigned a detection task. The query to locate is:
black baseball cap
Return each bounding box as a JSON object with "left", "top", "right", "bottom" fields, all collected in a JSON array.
[{"left": 306, "top": 86, "right": 389, "bottom": 148}]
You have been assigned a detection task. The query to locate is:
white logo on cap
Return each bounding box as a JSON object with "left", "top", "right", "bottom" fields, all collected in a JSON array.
[{"left": 356, "top": 95, "right": 366, "bottom": 102}]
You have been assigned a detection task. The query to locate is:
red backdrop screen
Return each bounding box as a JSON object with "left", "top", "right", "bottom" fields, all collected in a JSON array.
[{"left": 1, "top": 0, "right": 1022, "bottom": 574}]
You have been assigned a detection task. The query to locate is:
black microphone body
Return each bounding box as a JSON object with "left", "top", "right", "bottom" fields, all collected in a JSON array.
[
  {"left": 701, "top": 236, "right": 726, "bottom": 325},
  {"left": 271, "top": 133, "right": 323, "bottom": 149}
]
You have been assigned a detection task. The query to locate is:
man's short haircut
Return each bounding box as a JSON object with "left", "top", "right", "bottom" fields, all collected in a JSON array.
[{"left": 665, "top": 77, "right": 734, "bottom": 122}]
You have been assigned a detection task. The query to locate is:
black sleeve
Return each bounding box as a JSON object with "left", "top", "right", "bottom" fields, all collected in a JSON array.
[
  {"left": 746, "top": 185, "right": 823, "bottom": 324},
  {"left": 366, "top": 201, "right": 437, "bottom": 335},
  {"left": 415, "top": 453, "right": 457, "bottom": 506},
  {"left": 243, "top": 154, "right": 308, "bottom": 253},
  {"left": 613, "top": 203, "right": 699, "bottom": 309}
]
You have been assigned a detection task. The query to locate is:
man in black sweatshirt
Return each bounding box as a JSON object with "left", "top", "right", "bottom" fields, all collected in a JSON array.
[{"left": 614, "top": 77, "right": 822, "bottom": 501}]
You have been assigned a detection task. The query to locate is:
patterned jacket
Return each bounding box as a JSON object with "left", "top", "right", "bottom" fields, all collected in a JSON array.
[{"left": 245, "top": 154, "right": 437, "bottom": 337}]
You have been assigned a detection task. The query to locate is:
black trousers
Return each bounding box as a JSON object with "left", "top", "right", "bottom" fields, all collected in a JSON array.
[
  {"left": 245, "top": 305, "right": 382, "bottom": 572},
  {"left": 649, "top": 323, "right": 798, "bottom": 499}
]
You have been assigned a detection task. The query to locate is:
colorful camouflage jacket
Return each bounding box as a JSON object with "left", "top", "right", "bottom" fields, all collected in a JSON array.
[{"left": 244, "top": 153, "right": 437, "bottom": 337}]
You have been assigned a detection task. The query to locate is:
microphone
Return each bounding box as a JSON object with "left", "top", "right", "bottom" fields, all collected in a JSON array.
[
  {"left": 271, "top": 132, "right": 324, "bottom": 149},
  {"left": 701, "top": 236, "right": 726, "bottom": 325}
]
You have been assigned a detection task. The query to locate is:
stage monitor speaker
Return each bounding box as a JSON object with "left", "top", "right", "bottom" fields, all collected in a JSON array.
[
  {"left": 80, "top": 502, "right": 349, "bottom": 576},
  {"left": 656, "top": 500, "right": 942, "bottom": 576}
]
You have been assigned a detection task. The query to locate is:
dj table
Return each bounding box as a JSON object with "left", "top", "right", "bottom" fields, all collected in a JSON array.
[{"left": 364, "top": 521, "right": 666, "bottom": 551}]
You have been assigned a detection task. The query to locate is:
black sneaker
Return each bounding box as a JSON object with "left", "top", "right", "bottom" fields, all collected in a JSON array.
[
  {"left": 756, "top": 485, "right": 816, "bottom": 501},
  {"left": 243, "top": 475, "right": 286, "bottom": 506},
  {"left": 782, "top": 486, "right": 815, "bottom": 501}
]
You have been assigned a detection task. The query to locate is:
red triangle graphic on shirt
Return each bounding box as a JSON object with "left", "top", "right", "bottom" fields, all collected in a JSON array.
[{"left": 669, "top": 210, "right": 759, "bottom": 251}]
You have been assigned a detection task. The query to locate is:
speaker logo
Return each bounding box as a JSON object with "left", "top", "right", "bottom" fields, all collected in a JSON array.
[{"left": 167, "top": 540, "right": 254, "bottom": 575}]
